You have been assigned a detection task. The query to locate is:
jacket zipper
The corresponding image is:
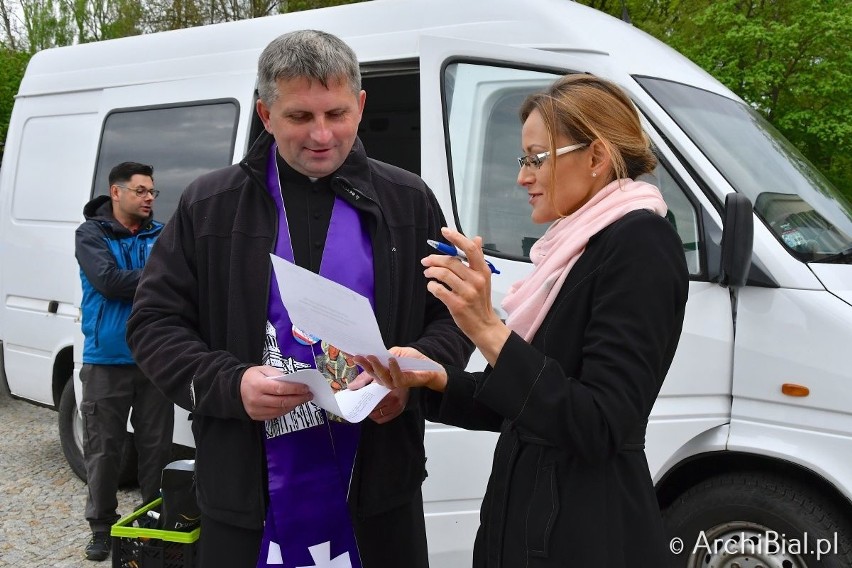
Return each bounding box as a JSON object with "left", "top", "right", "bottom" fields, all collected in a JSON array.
[
  {"left": 241, "top": 158, "right": 279, "bottom": 526},
  {"left": 93, "top": 302, "right": 105, "bottom": 349},
  {"left": 121, "top": 237, "right": 134, "bottom": 269}
]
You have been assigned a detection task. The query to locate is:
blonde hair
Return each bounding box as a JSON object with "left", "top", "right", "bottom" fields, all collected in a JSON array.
[{"left": 520, "top": 74, "right": 656, "bottom": 215}]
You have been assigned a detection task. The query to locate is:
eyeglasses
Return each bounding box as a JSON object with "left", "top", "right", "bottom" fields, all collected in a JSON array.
[
  {"left": 116, "top": 185, "right": 160, "bottom": 198},
  {"left": 517, "top": 142, "right": 588, "bottom": 169}
]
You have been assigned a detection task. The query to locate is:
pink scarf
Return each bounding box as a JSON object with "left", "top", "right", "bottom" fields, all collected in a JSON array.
[{"left": 502, "top": 178, "right": 667, "bottom": 342}]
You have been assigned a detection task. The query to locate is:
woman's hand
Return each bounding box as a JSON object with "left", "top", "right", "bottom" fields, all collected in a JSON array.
[
  {"left": 351, "top": 346, "right": 448, "bottom": 393},
  {"left": 423, "top": 227, "right": 510, "bottom": 366}
]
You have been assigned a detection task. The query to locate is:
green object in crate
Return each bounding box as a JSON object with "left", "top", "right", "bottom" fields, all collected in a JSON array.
[
  {"left": 112, "top": 498, "right": 200, "bottom": 543},
  {"left": 112, "top": 498, "right": 199, "bottom": 568}
]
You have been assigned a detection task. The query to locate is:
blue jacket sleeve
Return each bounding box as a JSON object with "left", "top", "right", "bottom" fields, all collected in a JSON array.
[{"left": 75, "top": 221, "right": 141, "bottom": 301}]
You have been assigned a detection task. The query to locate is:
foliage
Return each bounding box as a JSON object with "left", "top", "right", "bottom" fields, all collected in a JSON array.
[
  {"left": 20, "top": 0, "right": 73, "bottom": 51},
  {"left": 1, "top": 0, "right": 849, "bottom": 201},
  {"left": 2, "top": 0, "right": 369, "bottom": 45},
  {"left": 0, "top": 0, "right": 367, "bottom": 161},
  {"left": 0, "top": 49, "right": 31, "bottom": 158},
  {"left": 579, "top": 0, "right": 852, "bottom": 202},
  {"left": 141, "top": 0, "right": 367, "bottom": 31}
]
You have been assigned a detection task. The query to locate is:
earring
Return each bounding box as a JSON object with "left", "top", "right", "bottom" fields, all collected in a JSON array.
[{"left": 592, "top": 171, "right": 598, "bottom": 178}]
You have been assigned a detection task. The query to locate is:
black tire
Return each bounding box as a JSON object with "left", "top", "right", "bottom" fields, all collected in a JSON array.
[
  {"left": 663, "top": 472, "right": 852, "bottom": 567},
  {"left": 57, "top": 378, "right": 139, "bottom": 487}
]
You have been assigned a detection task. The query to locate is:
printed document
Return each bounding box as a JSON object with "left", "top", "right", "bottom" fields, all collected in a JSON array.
[{"left": 269, "top": 254, "right": 441, "bottom": 421}]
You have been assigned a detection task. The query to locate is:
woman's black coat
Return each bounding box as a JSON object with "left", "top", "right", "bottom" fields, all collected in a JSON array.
[{"left": 425, "top": 210, "right": 689, "bottom": 567}]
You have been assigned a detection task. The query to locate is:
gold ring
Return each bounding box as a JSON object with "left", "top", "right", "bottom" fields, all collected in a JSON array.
[{"left": 379, "top": 408, "right": 385, "bottom": 417}]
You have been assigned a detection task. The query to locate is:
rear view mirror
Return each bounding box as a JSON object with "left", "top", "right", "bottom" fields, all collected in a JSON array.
[{"left": 720, "top": 193, "right": 754, "bottom": 288}]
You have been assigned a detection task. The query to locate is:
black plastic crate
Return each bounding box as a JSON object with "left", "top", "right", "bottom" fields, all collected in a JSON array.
[{"left": 111, "top": 498, "right": 199, "bottom": 568}]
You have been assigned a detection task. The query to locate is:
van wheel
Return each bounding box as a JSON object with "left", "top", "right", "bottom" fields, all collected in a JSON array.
[
  {"left": 663, "top": 472, "right": 852, "bottom": 567},
  {"left": 57, "top": 378, "right": 139, "bottom": 487}
]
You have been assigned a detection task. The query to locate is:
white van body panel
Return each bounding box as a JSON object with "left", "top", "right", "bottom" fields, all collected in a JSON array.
[
  {"left": 728, "top": 283, "right": 852, "bottom": 504},
  {"left": 809, "top": 264, "right": 852, "bottom": 306},
  {"left": 652, "top": 425, "right": 730, "bottom": 484},
  {"left": 750, "top": 222, "right": 827, "bottom": 289},
  {"left": 733, "top": 287, "right": 852, "bottom": 418},
  {"left": 1, "top": 89, "right": 101, "bottom": 403},
  {"left": 727, "top": 417, "right": 852, "bottom": 502},
  {"left": 645, "top": 282, "right": 735, "bottom": 478}
]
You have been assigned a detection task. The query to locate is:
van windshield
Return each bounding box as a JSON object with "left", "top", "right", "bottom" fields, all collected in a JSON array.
[{"left": 637, "top": 77, "right": 852, "bottom": 264}]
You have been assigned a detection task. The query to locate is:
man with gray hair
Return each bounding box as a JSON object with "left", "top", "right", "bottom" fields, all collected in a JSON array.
[{"left": 128, "top": 30, "right": 472, "bottom": 567}]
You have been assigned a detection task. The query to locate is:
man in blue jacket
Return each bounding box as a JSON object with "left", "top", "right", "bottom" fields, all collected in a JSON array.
[{"left": 75, "top": 162, "right": 173, "bottom": 562}]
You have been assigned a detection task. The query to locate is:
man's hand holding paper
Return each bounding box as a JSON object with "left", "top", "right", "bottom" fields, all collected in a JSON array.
[{"left": 240, "top": 365, "right": 313, "bottom": 421}]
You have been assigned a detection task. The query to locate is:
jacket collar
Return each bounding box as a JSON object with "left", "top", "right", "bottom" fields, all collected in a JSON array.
[
  {"left": 242, "top": 131, "right": 378, "bottom": 208},
  {"left": 82, "top": 195, "right": 159, "bottom": 236}
]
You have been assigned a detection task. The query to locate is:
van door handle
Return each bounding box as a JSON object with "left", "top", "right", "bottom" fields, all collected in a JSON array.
[{"left": 48, "top": 300, "right": 59, "bottom": 314}]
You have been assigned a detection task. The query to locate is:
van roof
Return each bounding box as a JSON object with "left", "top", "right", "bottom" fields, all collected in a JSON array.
[{"left": 19, "top": 0, "right": 732, "bottom": 99}]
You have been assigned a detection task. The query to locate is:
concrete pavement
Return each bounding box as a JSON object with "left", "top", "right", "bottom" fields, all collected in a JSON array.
[{"left": 0, "top": 381, "right": 139, "bottom": 567}]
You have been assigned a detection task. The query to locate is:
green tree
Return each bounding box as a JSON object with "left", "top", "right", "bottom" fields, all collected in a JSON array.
[
  {"left": 0, "top": 0, "right": 370, "bottom": 158},
  {"left": 144, "top": 0, "right": 368, "bottom": 31},
  {"left": 1, "top": 0, "right": 22, "bottom": 50},
  {"left": 20, "top": 0, "right": 73, "bottom": 52},
  {"left": 281, "top": 0, "right": 366, "bottom": 10},
  {"left": 0, "top": 49, "right": 31, "bottom": 159},
  {"left": 669, "top": 0, "right": 851, "bottom": 199},
  {"left": 580, "top": 0, "right": 852, "bottom": 202},
  {"left": 146, "top": 0, "right": 209, "bottom": 31},
  {"left": 58, "top": 0, "right": 146, "bottom": 42}
]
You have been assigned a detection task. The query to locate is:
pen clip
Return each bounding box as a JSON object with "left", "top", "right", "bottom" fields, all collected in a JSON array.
[
  {"left": 426, "top": 239, "right": 500, "bottom": 274},
  {"left": 483, "top": 259, "right": 500, "bottom": 274}
]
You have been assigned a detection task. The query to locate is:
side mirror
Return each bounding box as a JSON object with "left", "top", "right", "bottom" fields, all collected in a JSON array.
[{"left": 719, "top": 193, "right": 754, "bottom": 288}]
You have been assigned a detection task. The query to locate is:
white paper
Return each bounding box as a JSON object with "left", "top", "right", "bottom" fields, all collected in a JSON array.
[
  {"left": 269, "top": 254, "right": 442, "bottom": 373},
  {"left": 268, "top": 369, "right": 390, "bottom": 423}
]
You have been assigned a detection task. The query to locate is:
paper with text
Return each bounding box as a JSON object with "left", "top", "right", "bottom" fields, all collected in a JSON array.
[
  {"left": 268, "top": 369, "right": 390, "bottom": 423},
  {"left": 270, "top": 254, "right": 442, "bottom": 373}
]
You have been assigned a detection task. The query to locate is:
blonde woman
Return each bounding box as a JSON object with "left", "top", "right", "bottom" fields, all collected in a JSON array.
[{"left": 355, "top": 75, "right": 688, "bottom": 567}]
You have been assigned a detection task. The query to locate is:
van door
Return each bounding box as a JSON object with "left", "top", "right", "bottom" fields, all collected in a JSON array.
[
  {"left": 1, "top": 90, "right": 101, "bottom": 404},
  {"left": 417, "top": 35, "right": 735, "bottom": 563}
]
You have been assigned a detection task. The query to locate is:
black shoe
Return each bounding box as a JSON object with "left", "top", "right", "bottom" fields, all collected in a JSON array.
[{"left": 85, "top": 531, "right": 110, "bottom": 561}]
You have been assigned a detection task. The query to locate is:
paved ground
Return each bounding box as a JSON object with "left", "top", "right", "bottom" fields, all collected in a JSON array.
[{"left": 0, "top": 381, "right": 138, "bottom": 567}]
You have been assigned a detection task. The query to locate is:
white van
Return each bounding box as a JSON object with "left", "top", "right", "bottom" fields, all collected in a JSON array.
[{"left": 2, "top": 0, "right": 851, "bottom": 565}]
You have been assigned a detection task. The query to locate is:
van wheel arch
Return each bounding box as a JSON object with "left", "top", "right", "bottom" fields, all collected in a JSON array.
[{"left": 57, "top": 377, "right": 138, "bottom": 486}]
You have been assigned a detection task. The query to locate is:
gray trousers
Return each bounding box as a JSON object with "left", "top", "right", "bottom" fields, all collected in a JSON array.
[{"left": 81, "top": 363, "right": 174, "bottom": 532}]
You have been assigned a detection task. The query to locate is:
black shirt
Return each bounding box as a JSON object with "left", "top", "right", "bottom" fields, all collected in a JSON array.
[{"left": 276, "top": 153, "right": 335, "bottom": 273}]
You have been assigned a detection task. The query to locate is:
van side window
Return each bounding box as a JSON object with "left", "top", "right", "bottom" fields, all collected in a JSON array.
[
  {"left": 93, "top": 101, "right": 238, "bottom": 222},
  {"left": 647, "top": 163, "right": 701, "bottom": 275},
  {"left": 444, "top": 62, "right": 701, "bottom": 274},
  {"left": 445, "top": 63, "right": 558, "bottom": 259}
]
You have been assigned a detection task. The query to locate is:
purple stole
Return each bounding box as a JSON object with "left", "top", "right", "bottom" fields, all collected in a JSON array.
[{"left": 258, "top": 144, "right": 374, "bottom": 568}]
